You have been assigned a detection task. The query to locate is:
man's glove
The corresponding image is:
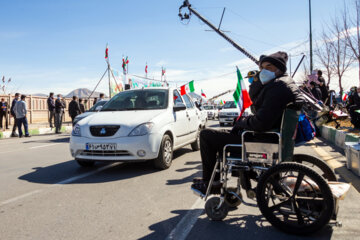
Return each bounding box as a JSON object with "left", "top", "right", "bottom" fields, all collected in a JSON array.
[{"left": 230, "top": 116, "right": 247, "bottom": 135}]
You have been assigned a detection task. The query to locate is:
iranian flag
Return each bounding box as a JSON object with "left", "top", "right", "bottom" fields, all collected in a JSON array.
[
  {"left": 343, "top": 93, "right": 348, "bottom": 101},
  {"left": 233, "top": 67, "right": 252, "bottom": 118},
  {"left": 145, "top": 64, "right": 148, "bottom": 74},
  {"left": 105, "top": 44, "right": 109, "bottom": 59},
  {"left": 180, "top": 80, "right": 195, "bottom": 95},
  {"left": 201, "top": 89, "right": 207, "bottom": 98}
]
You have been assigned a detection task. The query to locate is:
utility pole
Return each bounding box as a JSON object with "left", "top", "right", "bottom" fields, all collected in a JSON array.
[{"left": 309, "top": 0, "right": 313, "bottom": 73}]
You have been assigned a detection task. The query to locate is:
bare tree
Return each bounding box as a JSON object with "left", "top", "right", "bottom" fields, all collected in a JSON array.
[
  {"left": 342, "top": 0, "right": 360, "bottom": 86},
  {"left": 314, "top": 30, "right": 336, "bottom": 87},
  {"left": 328, "top": 17, "right": 355, "bottom": 96}
]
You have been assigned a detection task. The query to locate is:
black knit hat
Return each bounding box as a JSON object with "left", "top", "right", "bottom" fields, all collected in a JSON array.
[{"left": 259, "top": 51, "right": 288, "bottom": 73}]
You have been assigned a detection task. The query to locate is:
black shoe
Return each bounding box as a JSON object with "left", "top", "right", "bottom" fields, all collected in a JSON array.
[
  {"left": 19, "top": 135, "right": 23, "bottom": 138},
  {"left": 11, "top": 133, "right": 18, "bottom": 137},
  {"left": 191, "top": 181, "right": 222, "bottom": 195},
  {"left": 25, "top": 135, "right": 31, "bottom": 137}
]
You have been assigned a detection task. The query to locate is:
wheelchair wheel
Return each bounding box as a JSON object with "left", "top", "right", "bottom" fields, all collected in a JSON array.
[
  {"left": 225, "top": 187, "right": 242, "bottom": 208},
  {"left": 293, "top": 154, "right": 337, "bottom": 181},
  {"left": 256, "top": 162, "right": 334, "bottom": 235},
  {"left": 205, "top": 197, "right": 229, "bottom": 221}
]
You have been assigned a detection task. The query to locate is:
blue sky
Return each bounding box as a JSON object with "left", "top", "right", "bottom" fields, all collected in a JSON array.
[{"left": 0, "top": 0, "right": 354, "bottom": 97}]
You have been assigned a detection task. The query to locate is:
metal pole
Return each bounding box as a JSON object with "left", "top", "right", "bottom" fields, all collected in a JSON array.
[
  {"left": 87, "top": 68, "right": 108, "bottom": 101},
  {"left": 289, "top": 53, "right": 292, "bottom": 76},
  {"left": 187, "top": 5, "right": 259, "bottom": 65},
  {"left": 291, "top": 54, "right": 306, "bottom": 78},
  {"left": 108, "top": 62, "right": 111, "bottom": 98},
  {"left": 309, "top": 0, "right": 313, "bottom": 73}
]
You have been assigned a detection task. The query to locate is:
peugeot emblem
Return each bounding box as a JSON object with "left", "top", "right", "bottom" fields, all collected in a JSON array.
[{"left": 100, "top": 128, "right": 106, "bottom": 135}]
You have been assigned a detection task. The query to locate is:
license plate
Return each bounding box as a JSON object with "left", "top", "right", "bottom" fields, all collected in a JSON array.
[
  {"left": 86, "top": 143, "right": 117, "bottom": 151},
  {"left": 227, "top": 118, "right": 233, "bottom": 121}
]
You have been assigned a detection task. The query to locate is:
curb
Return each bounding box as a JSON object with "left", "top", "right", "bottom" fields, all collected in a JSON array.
[
  {"left": 321, "top": 125, "right": 359, "bottom": 150},
  {"left": 0, "top": 126, "right": 72, "bottom": 139}
]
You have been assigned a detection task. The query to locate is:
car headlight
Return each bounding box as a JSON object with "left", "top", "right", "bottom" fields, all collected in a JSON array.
[
  {"left": 128, "top": 122, "right": 154, "bottom": 136},
  {"left": 72, "top": 124, "right": 81, "bottom": 137}
]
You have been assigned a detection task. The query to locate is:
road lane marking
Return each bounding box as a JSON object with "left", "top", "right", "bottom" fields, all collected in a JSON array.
[
  {"left": 29, "top": 143, "right": 61, "bottom": 149},
  {"left": 166, "top": 197, "right": 204, "bottom": 240},
  {"left": 0, "top": 162, "right": 122, "bottom": 207},
  {"left": 0, "top": 142, "right": 65, "bottom": 154},
  {"left": 0, "top": 189, "right": 43, "bottom": 206}
]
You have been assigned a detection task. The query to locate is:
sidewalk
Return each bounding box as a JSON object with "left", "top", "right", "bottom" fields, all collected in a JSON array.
[{"left": 0, "top": 122, "right": 73, "bottom": 139}]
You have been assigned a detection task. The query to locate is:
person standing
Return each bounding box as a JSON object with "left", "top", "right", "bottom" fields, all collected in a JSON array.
[
  {"left": 10, "top": 93, "right": 20, "bottom": 137},
  {"left": 47, "top": 92, "right": 55, "bottom": 128},
  {"left": 93, "top": 97, "right": 98, "bottom": 106},
  {"left": 310, "top": 82, "right": 322, "bottom": 101},
  {"left": 13, "top": 95, "right": 30, "bottom": 138},
  {"left": 55, "top": 94, "right": 65, "bottom": 134},
  {"left": 348, "top": 86, "right": 360, "bottom": 128},
  {"left": 317, "top": 70, "right": 328, "bottom": 103},
  {"left": 79, "top": 98, "right": 85, "bottom": 113},
  {"left": 0, "top": 98, "right": 9, "bottom": 130},
  {"left": 68, "top": 96, "right": 81, "bottom": 124}
]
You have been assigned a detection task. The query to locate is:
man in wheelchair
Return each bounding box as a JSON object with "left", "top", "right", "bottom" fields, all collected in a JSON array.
[{"left": 192, "top": 51, "right": 305, "bottom": 194}]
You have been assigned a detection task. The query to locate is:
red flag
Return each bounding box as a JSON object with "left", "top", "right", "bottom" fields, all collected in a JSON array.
[
  {"left": 145, "top": 64, "right": 148, "bottom": 74},
  {"left": 105, "top": 45, "right": 109, "bottom": 59},
  {"left": 201, "top": 89, "right": 207, "bottom": 98},
  {"left": 162, "top": 67, "right": 166, "bottom": 76}
]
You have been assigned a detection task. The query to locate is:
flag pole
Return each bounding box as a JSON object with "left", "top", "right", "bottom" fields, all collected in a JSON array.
[
  {"left": 108, "top": 61, "right": 111, "bottom": 98},
  {"left": 88, "top": 68, "right": 108, "bottom": 101}
]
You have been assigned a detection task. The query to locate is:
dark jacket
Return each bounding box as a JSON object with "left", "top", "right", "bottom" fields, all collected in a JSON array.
[
  {"left": 47, "top": 97, "right": 55, "bottom": 111},
  {"left": 10, "top": 99, "right": 18, "bottom": 116},
  {"left": 249, "top": 80, "right": 263, "bottom": 114},
  {"left": 0, "top": 101, "right": 9, "bottom": 114},
  {"left": 236, "top": 74, "right": 304, "bottom": 132},
  {"left": 311, "top": 87, "right": 322, "bottom": 101},
  {"left": 55, "top": 99, "right": 65, "bottom": 113},
  {"left": 348, "top": 92, "right": 360, "bottom": 108},
  {"left": 79, "top": 103, "right": 85, "bottom": 113},
  {"left": 69, "top": 100, "right": 81, "bottom": 117}
]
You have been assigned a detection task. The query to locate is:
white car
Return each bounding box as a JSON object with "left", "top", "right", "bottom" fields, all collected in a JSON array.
[
  {"left": 70, "top": 88, "right": 202, "bottom": 169},
  {"left": 203, "top": 105, "right": 218, "bottom": 119},
  {"left": 218, "top": 101, "right": 240, "bottom": 126},
  {"left": 73, "top": 100, "right": 108, "bottom": 126}
]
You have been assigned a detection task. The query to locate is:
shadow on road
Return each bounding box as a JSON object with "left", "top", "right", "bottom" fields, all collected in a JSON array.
[
  {"left": 23, "top": 136, "right": 70, "bottom": 144},
  {"left": 166, "top": 160, "right": 202, "bottom": 185},
  {"left": 18, "top": 147, "right": 191, "bottom": 185},
  {"left": 140, "top": 209, "right": 334, "bottom": 240}
]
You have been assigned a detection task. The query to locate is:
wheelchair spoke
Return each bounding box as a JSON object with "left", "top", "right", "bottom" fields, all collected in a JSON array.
[
  {"left": 294, "top": 202, "right": 305, "bottom": 225},
  {"left": 292, "top": 173, "right": 305, "bottom": 196},
  {"left": 269, "top": 199, "right": 292, "bottom": 212},
  {"left": 269, "top": 177, "right": 291, "bottom": 197},
  {"left": 296, "top": 196, "right": 324, "bottom": 204}
]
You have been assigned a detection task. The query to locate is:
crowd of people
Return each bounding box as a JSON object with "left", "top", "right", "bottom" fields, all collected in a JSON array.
[{"left": 0, "top": 92, "right": 104, "bottom": 137}]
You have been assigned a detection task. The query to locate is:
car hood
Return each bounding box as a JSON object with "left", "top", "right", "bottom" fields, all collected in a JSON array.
[
  {"left": 79, "top": 110, "right": 167, "bottom": 137},
  {"left": 220, "top": 108, "right": 240, "bottom": 113},
  {"left": 75, "top": 112, "right": 94, "bottom": 119}
]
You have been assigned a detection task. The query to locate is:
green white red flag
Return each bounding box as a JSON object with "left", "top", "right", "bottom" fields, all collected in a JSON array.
[
  {"left": 122, "top": 56, "right": 129, "bottom": 71},
  {"left": 180, "top": 80, "right": 195, "bottom": 95},
  {"left": 233, "top": 67, "right": 252, "bottom": 118},
  {"left": 201, "top": 89, "right": 206, "bottom": 98}
]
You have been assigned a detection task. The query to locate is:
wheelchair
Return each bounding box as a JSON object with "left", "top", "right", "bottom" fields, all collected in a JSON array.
[{"left": 191, "top": 107, "right": 348, "bottom": 235}]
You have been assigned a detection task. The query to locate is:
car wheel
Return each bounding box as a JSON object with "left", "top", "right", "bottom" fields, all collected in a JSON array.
[
  {"left": 76, "top": 158, "right": 95, "bottom": 167},
  {"left": 191, "top": 128, "right": 201, "bottom": 151},
  {"left": 153, "top": 134, "right": 173, "bottom": 170}
]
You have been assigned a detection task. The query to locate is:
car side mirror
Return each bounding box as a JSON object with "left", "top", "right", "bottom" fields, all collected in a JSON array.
[
  {"left": 95, "top": 105, "right": 103, "bottom": 111},
  {"left": 173, "top": 103, "right": 186, "bottom": 112}
]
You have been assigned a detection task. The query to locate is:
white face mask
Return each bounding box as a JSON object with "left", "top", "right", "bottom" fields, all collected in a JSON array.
[{"left": 259, "top": 69, "right": 276, "bottom": 84}]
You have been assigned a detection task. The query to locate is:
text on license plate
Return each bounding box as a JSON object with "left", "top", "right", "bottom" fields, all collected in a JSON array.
[{"left": 86, "top": 143, "right": 117, "bottom": 151}]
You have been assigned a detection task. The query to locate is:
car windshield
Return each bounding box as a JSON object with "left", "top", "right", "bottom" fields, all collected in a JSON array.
[
  {"left": 88, "top": 100, "right": 108, "bottom": 112},
  {"left": 203, "top": 105, "right": 214, "bottom": 110},
  {"left": 223, "top": 101, "right": 236, "bottom": 109},
  {"left": 101, "top": 89, "right": 169, "bottom": 111}
]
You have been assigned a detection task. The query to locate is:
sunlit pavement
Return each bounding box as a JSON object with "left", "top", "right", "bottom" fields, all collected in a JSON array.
[{"left": 0, "top": 120, "right": 359, "bottom": 240}]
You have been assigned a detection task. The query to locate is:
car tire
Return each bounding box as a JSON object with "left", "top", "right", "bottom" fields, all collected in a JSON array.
[
  {"left": 191, "top": 128, "right": 201, "bottom": 151},
  {"left": 153, "top": 134, "right": 173, "bottom": 170},
  {"left": 76, "top": 159, "right": 95, "bottom": 167}
]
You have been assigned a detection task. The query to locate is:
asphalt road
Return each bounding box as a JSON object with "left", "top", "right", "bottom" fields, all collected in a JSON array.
[{"left": 0, "top": 120, "right": 359, "bottom": 240}]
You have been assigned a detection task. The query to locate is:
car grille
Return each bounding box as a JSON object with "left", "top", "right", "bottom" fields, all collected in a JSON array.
[
  {"left": 81, "top": 150, "right": 131, "bottom": 157},
  {"left": 90, "top": 125, "right": 120, "bottom": 137}
]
